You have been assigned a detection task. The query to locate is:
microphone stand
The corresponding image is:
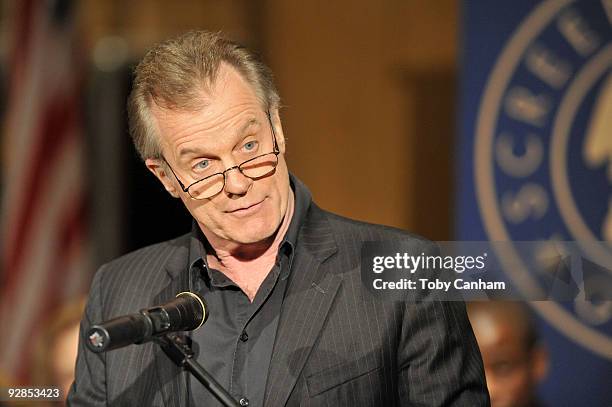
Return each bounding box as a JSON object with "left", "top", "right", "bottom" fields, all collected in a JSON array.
[{"left": 157, "top": 333, "right": 239, "bottom": 407}]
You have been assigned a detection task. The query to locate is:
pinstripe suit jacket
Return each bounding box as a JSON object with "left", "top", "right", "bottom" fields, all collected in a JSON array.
[{"left": 68, "top": 201, "right": 489, "bottom": 406}]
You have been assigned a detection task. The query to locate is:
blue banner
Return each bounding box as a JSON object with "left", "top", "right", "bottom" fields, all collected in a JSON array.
[{"left": 459, "top": 0, "right": 612, "bottom": 405}]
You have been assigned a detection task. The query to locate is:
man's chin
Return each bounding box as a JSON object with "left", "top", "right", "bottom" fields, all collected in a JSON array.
[
  {"left": 218, "top": 219, "right": 277, "bottom": 244},
  {"left": 231, "top": 228, "right": 277, "bottom": 245}
]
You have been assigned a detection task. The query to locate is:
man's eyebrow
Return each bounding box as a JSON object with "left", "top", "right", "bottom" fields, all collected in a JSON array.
[
  {"left": 237, "top": 118, "right": 260, "bottom": 135},
  {"left": 177, "top": 147, "right": 203, "bottom": 158},
  {"left": 177, "top": 117, "right": 261, "bottom": 158}
]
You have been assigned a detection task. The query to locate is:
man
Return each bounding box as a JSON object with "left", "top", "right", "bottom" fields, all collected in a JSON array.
[
  {"left": 467, "top": 302, "right": 548, "bottom": 407},
  {"left": 69, "top": 30, "right": 489, "bottom": 406}
]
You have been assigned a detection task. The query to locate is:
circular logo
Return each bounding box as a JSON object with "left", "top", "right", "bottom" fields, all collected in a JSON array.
[{"left": 475, "top": 0, "right": 612, "bottom": 359}]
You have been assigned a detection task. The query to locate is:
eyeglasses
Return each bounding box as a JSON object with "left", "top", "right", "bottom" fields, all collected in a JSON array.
[{"left": 161, "top": 112, "right": 280, "bottom": 200}]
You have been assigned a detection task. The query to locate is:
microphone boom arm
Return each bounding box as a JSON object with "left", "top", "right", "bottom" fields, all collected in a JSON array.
[{"left": 157, "top": 333, "right": 239, "bottom": 407}]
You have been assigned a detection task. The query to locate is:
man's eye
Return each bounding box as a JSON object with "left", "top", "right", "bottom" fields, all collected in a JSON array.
[
  {"left": 194, "top": 160, "right": 210, "bottom": 170},
  {"left": 244, "top": 141, "right": 258, "bottom": 151}
]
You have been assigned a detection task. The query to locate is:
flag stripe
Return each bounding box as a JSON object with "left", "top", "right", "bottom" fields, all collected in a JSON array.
[
  {"left": 1, "top": 134, "right": 83, "bottom": 375},
  {"left": 4, "top": 94, "right": 78, "bottom": 278},
  {"left": 1, "top": 3, "right": 47, "bottom": 250},
  {"left": 15, "top": 193, "right": 87, "bottom": 380}
]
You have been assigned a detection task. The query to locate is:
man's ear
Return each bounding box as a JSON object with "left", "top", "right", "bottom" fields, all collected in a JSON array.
[
  {"left": 145, "top": 158, "right": 180, "bottom": 198},
  {"left": 269, "top": 108, "right": 286, "bottom": 153}
]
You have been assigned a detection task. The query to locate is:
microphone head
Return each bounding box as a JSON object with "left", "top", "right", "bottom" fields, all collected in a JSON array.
[
  {"left": 170, "top": 291, "right": 208, "bottom": 331},
  {"left": 86, "top": 326, "right": 110, "bottom": 353}
]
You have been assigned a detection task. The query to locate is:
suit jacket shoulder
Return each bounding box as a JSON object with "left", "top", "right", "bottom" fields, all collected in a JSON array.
[
  {"left": 312, "top": 204, "right": 439, "bottom": 271},
  {"left": 91, "top": 232, "right": 191, "bottom": 321}
]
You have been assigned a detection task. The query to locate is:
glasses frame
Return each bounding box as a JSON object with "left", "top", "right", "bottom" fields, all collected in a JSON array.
[{"left": 161, "top": 111, "right": 280, "bottom": 200}]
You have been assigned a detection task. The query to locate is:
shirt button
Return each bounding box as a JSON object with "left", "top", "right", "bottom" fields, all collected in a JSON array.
[
  {"left": 239, "top": 397, "right": 249, "bottom": 406},
  {"left": 239, "top": 331, "right": 249, "bottom": 342}
]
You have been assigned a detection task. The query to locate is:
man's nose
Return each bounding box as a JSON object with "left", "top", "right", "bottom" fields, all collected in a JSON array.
[{"left": 223, "top": 167, "right": 252, "bottom": 196}]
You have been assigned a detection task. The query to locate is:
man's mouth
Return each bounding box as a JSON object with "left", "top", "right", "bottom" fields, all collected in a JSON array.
[{"left": 226, "top": 199, "right": 265, "bottom": 216}]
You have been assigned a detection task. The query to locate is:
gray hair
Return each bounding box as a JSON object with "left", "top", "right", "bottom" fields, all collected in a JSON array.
[{"left": 127, "top": 30, "right": 280, "bottom": 160}]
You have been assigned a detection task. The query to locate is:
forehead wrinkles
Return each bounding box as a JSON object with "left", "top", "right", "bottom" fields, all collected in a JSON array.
[
  {"left": 194, "top": 103, "right": 261, "bottom": 135},
  {"left": 155, "top": 105, "right": 262, "bottom": 160}
]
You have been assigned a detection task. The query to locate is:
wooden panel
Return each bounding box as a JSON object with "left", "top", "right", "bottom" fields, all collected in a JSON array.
[
  {"left": 261, "top": 0, "right": 458, "bottom": 236},
  {"left": 402, "top": 70, "right": 456, "bottom": 240}
]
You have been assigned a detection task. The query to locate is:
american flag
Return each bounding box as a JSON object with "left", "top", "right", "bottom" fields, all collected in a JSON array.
[{"left": 0, "top": 0, "right": 91, "bottom": 384}]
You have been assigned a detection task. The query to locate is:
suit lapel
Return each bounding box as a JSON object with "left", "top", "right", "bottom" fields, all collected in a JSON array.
[
  {"left": 264, "top": 205, "right": 341, "bottom": 407},
  {"left": 152, "top": 238, "right": 192, "bottom": 407}
]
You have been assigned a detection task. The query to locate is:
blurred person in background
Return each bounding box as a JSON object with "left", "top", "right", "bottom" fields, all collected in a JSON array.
[
  {"left": 467, "top": 302, "right": 549, "bottom": 407},
  {"left": 33, "top": 298, "right": 85, "bottom": 405}
]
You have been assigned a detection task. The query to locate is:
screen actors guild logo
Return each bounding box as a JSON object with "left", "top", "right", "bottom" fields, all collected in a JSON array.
[{"left": 475, "top": 0, "right": 612, "bottom": 359}]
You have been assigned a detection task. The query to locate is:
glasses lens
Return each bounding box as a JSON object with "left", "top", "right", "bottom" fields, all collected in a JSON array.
[
  {"left": 188, "top": 174, "right": 225, "bottom": 199},
  {"left": 240, "top": 153, "right": 278, "bottom": 179}
]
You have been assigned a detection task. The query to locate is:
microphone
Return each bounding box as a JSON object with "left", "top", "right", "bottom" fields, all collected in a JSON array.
[{"left": 85, "top": 291, "right": 207, "bottom": 353}]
